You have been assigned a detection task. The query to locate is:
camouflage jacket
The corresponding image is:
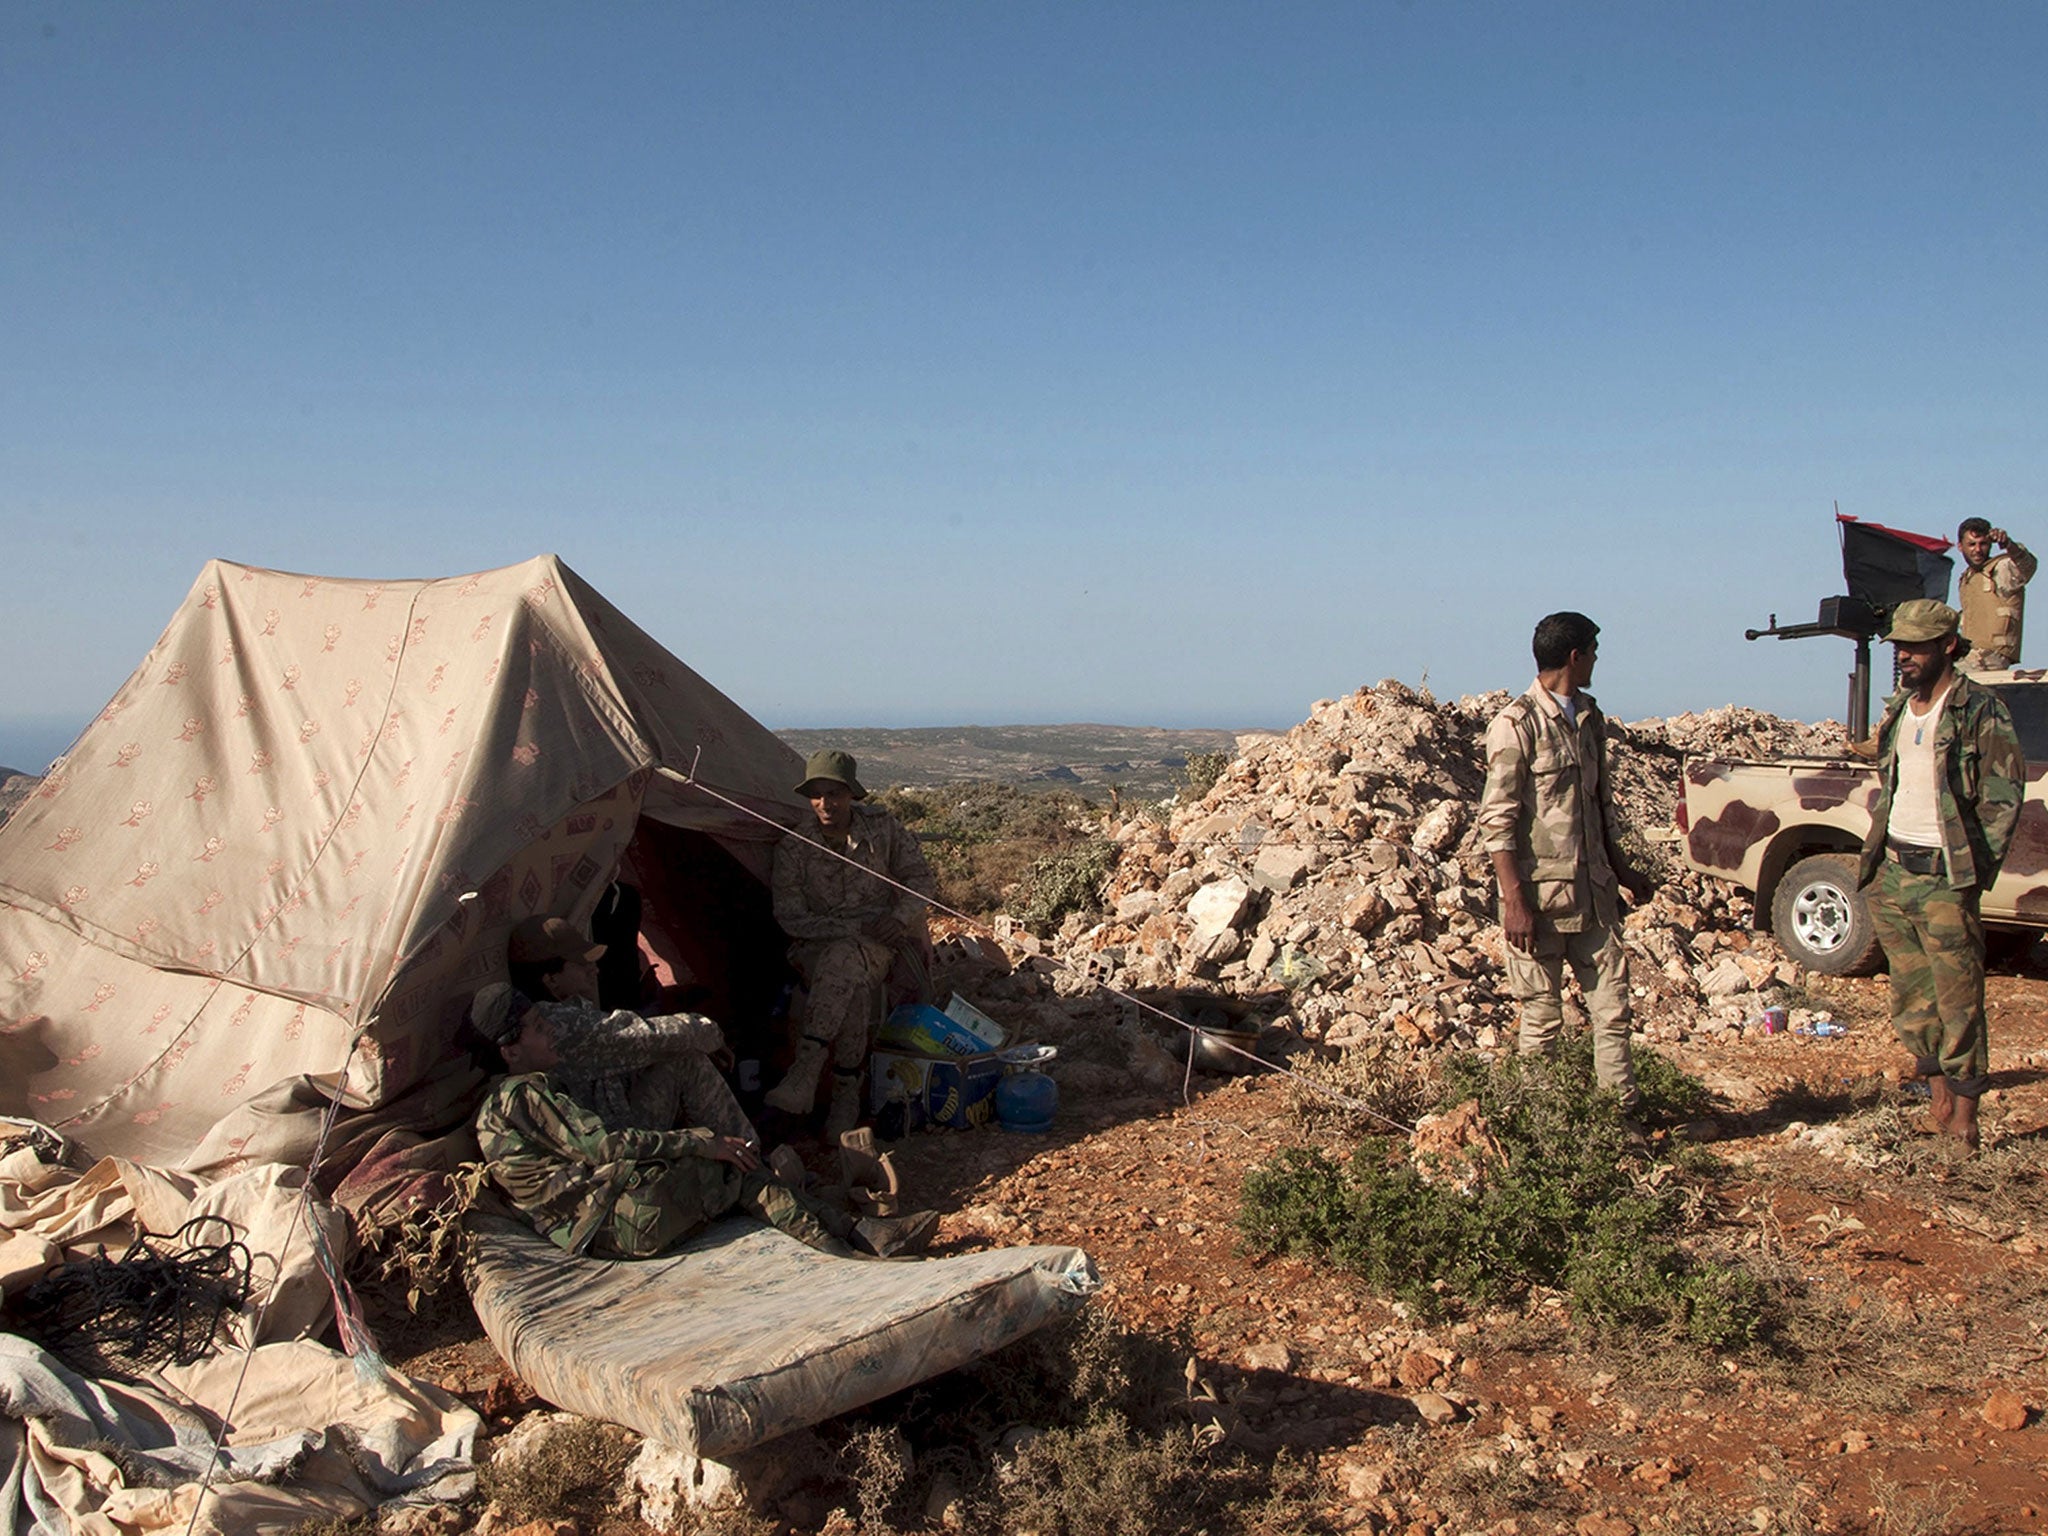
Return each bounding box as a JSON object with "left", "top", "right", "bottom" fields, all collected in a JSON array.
[
  {"left": 473, "top": 1072, "right": 725, "bottom": 1258},
  {"left": 1857, "top": 670, "right": 2025, "bottom": 892},
  {"left": 772, "top": 802, "right": 936, "bottom": 944},
  {"left": 1476, "top": 682, "right": 1619, "bottom": 932},
  {"left": 537, "top": 997, "right": 725, "bottom": 1132}
]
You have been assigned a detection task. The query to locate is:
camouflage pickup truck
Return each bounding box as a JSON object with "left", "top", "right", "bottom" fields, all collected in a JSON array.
[{"left": 1676, "top": 671, "right": 2048, "bottom": 974}]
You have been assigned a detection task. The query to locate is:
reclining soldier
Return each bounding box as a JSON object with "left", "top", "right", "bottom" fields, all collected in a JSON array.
[
  {"left": 467, "top": 983, "right": 937, "bottom": 1260},
  {"left": 505, "top": 915, "right": 755, "bottom": 1144}
]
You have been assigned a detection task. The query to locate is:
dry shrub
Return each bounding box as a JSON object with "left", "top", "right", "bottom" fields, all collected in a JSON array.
[
  {"left": 839, "top": 1424, "right": 913, "bottom": 1530},
  {"left": 979, "top": 1416, "right": 1327, "bottom": 1536},
  {"left": 1866, "top": 1475, "right": 1968, "bottom": 1536},
  {"left": 817, "top": 1309, "right": 1329, "bottom": 1536},
  {"left": 478, "top": 1417, "right": 636, "bottom": 1524},
  {"left": 1285, "top": 1036, "right": 1439, "bottom": 1137}
]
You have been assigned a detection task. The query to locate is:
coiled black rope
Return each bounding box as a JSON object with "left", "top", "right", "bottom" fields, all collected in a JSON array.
[{"left": 9, "top": 1215, "right": 254, "bottom": 1380}]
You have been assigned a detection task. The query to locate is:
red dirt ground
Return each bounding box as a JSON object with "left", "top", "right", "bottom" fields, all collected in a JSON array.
[{"left": 401, "top": 964, "right": 2048, "bottom": 1536}]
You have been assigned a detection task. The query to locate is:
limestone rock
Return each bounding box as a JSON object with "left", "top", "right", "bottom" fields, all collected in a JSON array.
[
  {"left": 1241, "top": 1340, "right": 1295, "bottom": 1373},
  {"left": 1410, "top": 1391, "right": 1461, "bottom": 1426},
  {"left": 1187, "top": 875, "right": 1253, "bottom": 937}
]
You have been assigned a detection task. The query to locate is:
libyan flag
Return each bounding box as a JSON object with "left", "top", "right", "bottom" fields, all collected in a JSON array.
[{"left": 1837, "top": 513, "right": 1953, "bottom": 608}]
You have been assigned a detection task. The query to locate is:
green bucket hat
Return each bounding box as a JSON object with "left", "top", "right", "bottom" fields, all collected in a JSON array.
[
  {"left": 796, "top": 749, "right": 866, "bottom": 799},
  {"left": 1885, "top": 599, "right": 1963, "bottom": 644}
]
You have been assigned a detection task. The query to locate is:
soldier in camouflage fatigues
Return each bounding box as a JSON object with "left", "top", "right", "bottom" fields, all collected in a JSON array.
[
  {"left": 767, "top": 751, "right": 937, "bottom": 1135},
  {"left": 468, "top": 984, "right": 939, "bottom": 1258},
  {"left": 1477, "top": 612, "right": 1653, "bottom": 1113},
  {"left": 505, "top": 914, "right": 757, "bottom": 1144},
  {"left": 538, "top": 996, "right": 756, "bottom": 1141},
  {"left": 1857, "top": 600, "right": 2025, "bottom": 1151},
  {"left": 474, "top": 1070, "right": 854, "bottom": 1259}
]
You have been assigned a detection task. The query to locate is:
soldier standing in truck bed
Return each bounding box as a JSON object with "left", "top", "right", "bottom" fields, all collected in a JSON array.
[
  {"left": 1477, "top": 611, "right": 1654, "bottom": 1116},
  {"left": 1956, "top": 517, "right": 2037, "bottom": 670},
  {"left": 1860, "top": 599, "right": 2025, "bottom": 1153}
]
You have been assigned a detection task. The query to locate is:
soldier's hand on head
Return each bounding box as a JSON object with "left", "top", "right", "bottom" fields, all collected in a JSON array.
[{"left": 1993, "top": 527, "right": 2010, "bottom": 547}]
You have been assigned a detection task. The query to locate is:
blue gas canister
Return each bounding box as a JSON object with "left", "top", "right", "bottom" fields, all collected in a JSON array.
[{"left": 995, "top": 1045, "right": 1059, "bottom": 1133}]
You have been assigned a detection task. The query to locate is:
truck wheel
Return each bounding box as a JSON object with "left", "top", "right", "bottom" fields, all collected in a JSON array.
[{"left": 1771, "top": 853, "right": 1883, "bottom": 976}]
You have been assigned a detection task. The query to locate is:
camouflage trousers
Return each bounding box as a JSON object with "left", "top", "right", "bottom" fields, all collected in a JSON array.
[
  {"left": 790, "top": 937, "right": 902, "bottom": 1069},
  {"left": 614, "top": 1053, "right": 758, "bottom": 1144},
  {"left": 1502, "top": 916, "right": 1639, "bottom": 1111},
  {"left": 1866, "top": 859, "right": 1989, "bottom": 1096},
  {"left": 599, "top": 1162, "right": 855, "bottom": 1261}
]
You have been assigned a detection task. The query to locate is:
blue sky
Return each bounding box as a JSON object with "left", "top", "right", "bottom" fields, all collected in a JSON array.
[{"left": 4, "top": 3, "right": 2044, "bottom": 773}]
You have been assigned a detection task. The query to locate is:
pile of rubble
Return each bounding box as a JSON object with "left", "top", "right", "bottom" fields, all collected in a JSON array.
[{"left": 1021, "top": 681, "right": 1848, "bottom": 1062}]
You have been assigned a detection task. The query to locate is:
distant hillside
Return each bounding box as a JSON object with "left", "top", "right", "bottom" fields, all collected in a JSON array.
[
  {"left": 0, "top": 771, "right": 36, "bottom": 829},
  {"left": 775, "top": 724, "right": 1248, "bottom": 801}
]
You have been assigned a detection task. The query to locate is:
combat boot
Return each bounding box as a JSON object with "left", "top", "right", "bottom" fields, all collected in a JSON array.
[
  {"left": 764, "top": 1036, "right": 831, "bottom": 1114},
  {"left": 1948, "top": 1091, "right": 1981, "bottom": 1153},
  {"left": 839, "top": 1126, "right": 901, "bottom": 1216},
  {"left": 824, "top": 1068, "right": 865, "bottom": 1138},
  {"left": 852, "top": 1209, "right": 939, "bottom": 1259},
  {"left": 1927, "top": 1074, "right": 1956, "bottom": 1134}
]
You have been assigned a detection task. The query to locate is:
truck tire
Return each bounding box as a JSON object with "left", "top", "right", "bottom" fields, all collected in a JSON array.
[{"left": 1771, "top": 853, "right": 1883, "bottom": 976}]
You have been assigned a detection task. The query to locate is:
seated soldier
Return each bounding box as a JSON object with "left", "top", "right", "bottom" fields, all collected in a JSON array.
[
  {"left": 507, "top": 914, "right": 755, "bottom": 1143},
  {"left": 467, "top": 984, "right": 936, "bottom": 1260},
  {"left": 764, "top": 751, "right": 938, "bottom": 1135}
]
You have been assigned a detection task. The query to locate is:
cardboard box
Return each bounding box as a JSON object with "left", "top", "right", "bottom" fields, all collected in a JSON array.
[{"left": 869, "top": 1047, "right": 1002, "bottom": 1136}]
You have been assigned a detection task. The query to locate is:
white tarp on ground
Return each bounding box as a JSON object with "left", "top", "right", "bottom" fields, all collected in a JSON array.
[
  {"left": 465, "top": 1215, "right": 1099, "bottom": 1459},
  {"left": 0, "top": 1142, "right": 478, "bottom": 1535}
]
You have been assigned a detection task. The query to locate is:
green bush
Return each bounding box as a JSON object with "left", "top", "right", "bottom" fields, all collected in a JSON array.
[
  {"left": 1239, "top": 1040, "right": 1765, "bottom": 1349},
  {"left": 1180, "top": 751, "right": 1231, "bottom": 802},
  {"left": 1012, "top": 838, "right": 1120, "bottom": 933},
  {"left": 874, "top": 781, "right": 1102, "bottom": 918}
]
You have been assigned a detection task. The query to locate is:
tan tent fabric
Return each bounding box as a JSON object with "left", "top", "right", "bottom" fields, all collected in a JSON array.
[{"left": 0, "top": 557, "right": 806, "bottom": 1169}]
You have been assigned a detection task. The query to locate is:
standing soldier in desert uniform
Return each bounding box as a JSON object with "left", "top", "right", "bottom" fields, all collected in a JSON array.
[
  {"left": 1956, "top": 517, "right": 2037, "bottom": 671},
  {"left": 1859, "top": 599, "right": 2025, "bottom": 1153},
  {"left": 1477, "top": 612, "right": 1653, "bottom": 1114},
  {"left": 765, "top": 750, "right": 938, "bottom": 1135}
]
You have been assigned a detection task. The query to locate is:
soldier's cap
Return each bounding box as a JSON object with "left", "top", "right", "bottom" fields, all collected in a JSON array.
[
  {"left": 1885, "top": 599, "right": 1964, "bottom": 645},
  {"left": 795, "top": 749, "right": 866, "bottom": 800},
  {"left": 507, "top": 915, "right": 606, "bottom": 966},
  {"left": 471, "top": 983, "right": 538, "bottom": 1044}
]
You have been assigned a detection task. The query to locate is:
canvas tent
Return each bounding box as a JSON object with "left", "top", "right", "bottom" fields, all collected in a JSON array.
[{"left": 0, "top": 555, "right": 809, "bottom": 1172}]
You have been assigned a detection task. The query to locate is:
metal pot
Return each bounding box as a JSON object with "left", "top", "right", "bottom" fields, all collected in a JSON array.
[{"left": 1185, "top": 1024, "right": 1262, "bottom": 1075}]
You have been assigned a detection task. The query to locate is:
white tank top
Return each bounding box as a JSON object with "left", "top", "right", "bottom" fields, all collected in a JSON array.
[{"left": 1889, "top": 685, "right": 1953, "bottom": 849}]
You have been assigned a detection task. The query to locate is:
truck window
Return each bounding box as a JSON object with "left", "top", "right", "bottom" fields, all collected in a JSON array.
[{"left": 1989, "top": 684, "right": 2048, "bottom": 763}]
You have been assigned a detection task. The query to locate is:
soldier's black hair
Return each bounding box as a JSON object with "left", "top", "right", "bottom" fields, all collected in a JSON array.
[
  {"left": 1958, "top": 516, "right": 1993, "bottom": 539},
  {"left": 1532, "top": 611, "right": 1600, "bottom": 670}
]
